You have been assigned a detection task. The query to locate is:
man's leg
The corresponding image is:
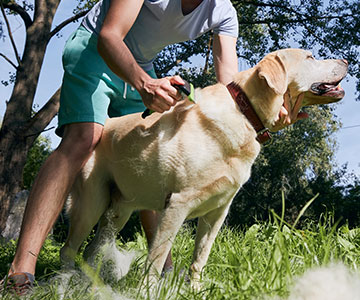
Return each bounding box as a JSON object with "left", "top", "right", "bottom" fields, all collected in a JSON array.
[
  {"left": 140, "top": 210, "right": 173, "bottom": 271},
  {"left": 9, "top": 122, "right": 103, "bottom": 276}
]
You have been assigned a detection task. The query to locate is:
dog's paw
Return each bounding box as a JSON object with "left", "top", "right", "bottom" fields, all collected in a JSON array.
[
  {"left": 60, "top": 246, "right": 76, "bottom": 269},
  {"left": 190, "top": 278, "right": 202, "bottom": 291}
]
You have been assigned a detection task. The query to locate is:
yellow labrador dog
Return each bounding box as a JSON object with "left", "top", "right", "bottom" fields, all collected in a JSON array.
[{"left": 60, "top": 49, "right": 347, "bottom": 287}]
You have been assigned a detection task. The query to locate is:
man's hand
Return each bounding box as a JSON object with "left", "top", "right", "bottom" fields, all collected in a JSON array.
[
  {"left": 140, "top": 75, "right": 185, "bottom": 113},
  {"left": 272, "top": 92, "right": 309, "bottom": 131}
]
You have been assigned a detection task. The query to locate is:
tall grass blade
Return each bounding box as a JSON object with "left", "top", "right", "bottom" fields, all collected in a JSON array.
[{"left": 292, "top": 193, "right": 319, "bottom": 228}]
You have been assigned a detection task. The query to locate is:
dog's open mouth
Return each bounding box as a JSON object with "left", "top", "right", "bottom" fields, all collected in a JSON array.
[{"left": 310, "top": 81, "right": 345, "bottom": 99}]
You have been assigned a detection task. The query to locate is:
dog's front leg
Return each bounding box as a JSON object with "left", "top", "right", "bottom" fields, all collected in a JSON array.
[
  {"left": 190, "top": 203, "right": 231, "bottom": 291},
  {"left": 146, "top": 196, "right": 189, "bottom": 285}
]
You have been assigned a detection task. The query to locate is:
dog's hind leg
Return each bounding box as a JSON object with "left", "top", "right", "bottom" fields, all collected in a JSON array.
[
  {"left": 60, "top": 176, "right": 111, "bottom": 267},
  {"left": 82, "top": 187, "right": 133, "bottom": 264}
]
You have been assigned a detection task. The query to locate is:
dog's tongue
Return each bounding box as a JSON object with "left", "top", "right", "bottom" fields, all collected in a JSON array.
[{"left": 296, "top": 111, "right": 309, "bottom": 120}]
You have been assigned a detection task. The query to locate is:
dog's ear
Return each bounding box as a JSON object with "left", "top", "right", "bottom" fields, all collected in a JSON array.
[{"left": 257, "top": 54, "right": 288, "bottom": 95}]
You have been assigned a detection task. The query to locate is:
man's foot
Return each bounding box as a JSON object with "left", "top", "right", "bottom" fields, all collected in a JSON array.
[{"left": 0, "top": 272, "right": 35, "bottom": 296}]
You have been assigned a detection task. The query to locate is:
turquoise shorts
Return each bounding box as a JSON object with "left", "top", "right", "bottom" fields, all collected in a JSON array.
[{"left": 56, "top": 26, "right": 156, "bottom": 137}]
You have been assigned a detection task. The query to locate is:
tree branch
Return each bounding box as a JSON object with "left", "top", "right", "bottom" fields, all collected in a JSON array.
[
  {"left": 50, "top": 9, "right": 90, "bottom": 38},
  {"left": 24, "top": 126, "right": 55, "bottom": 138},
  {"left": 1, "top": 1, "right": 21, "bottom": 65},
  {"left": 242, "top": 0, "right": 350, "bottom": 58},
  {"left": 25, "top": 88, "right": 60, "bottom": 138},
  {"left": 0, "top": 52, "right": 17, "bottom": 69},
  {"left": 238, "top": 15, "right": 355, "bottom": 26},
  {"left": 157, "top": 59, "right": 183, "bottom": 76},
  {"left": 2, "top": 1, "right": 33, "bottom": 28},
  {"left": 235, "top": 0, "right": 354, "bottom": 24},
  {"left": 234, "top": 0, "right": 306, "bottom": 12},
  {"left": 300, "top": 20, "right": 348, "bottom": 58}
]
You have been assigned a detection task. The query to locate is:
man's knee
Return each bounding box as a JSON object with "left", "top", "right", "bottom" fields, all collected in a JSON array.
[{"left": 57, "top": 122, "right": 104, "bottom": 159}]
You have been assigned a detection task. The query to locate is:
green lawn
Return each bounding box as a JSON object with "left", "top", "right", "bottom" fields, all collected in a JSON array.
[{"left": 1, "top": 212, "right": 360, "bottom": 299}]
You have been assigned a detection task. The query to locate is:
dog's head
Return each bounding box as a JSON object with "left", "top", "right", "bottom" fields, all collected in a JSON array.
[{"left": 237, "top": 48, "right": 348, "bottom": 131}]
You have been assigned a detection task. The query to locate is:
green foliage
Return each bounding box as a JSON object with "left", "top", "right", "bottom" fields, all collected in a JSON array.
[
  {"left": 73, "top": 0, "right": 99, "bottom": 14},
  {"left": 35, "top": 239, "right": 64, "bottom": 278},
  {"left": 1, "top": 215, "right": 360, "bottom": 299},
  {"left": 23, "top": 135, "right": 52, "bottom": 190},
  {"left": 308, "top": 171, "right": 360, "bottom": 227},
  {"left": 0, "top": 239, "right": 16, "bottom": 276}
]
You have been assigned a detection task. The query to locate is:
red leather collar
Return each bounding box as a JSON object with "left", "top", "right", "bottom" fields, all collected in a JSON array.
[{"left": 227, "top": 82, "right": 272, "bottom": 144}]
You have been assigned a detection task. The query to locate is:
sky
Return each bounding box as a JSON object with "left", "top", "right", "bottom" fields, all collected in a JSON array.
[{"left": 0, "top": 1, "right": 359, "bottom": 177}]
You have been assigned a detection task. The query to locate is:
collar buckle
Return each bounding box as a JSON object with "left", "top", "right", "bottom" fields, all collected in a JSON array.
[{"left": 256, "top": 128, "right": 272, "bottom": 144}]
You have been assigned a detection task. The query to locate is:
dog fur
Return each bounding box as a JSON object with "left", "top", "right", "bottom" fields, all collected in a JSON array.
[{"left": 60, "top": 49, "right": 347, "bottom": 288}]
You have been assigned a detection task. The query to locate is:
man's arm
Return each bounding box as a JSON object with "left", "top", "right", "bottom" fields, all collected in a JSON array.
[
  {"left": 97, "top": 0, "right": 183, "bottom": 113},
  {"left": 212, "top": 34, "right": 238, "bottom": 85}
]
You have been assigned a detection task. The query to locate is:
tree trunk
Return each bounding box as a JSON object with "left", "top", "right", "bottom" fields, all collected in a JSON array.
[
  {"left": 0, "top": 0, "right": 61, "bottom": 232},
  {"left": 0, "top": 88, "right": 59, "bottom": 232},
  {"left": 0, "top": 131, "right": 32, "bottom": 232}
]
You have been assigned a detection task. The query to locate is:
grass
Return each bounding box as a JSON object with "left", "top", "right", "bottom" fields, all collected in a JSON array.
[{"left": 1, "top": 213, "right": 360, "bottom": 299}]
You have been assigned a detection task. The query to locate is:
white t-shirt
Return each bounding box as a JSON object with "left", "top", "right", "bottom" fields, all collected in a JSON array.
[{"left": 82, "top": 0, "right": 239, "bottom": 71}]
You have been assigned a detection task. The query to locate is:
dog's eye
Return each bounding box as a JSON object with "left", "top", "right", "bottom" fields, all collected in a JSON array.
[{"left": 307, "top": 54, "right": 315, "bottom": 60}]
